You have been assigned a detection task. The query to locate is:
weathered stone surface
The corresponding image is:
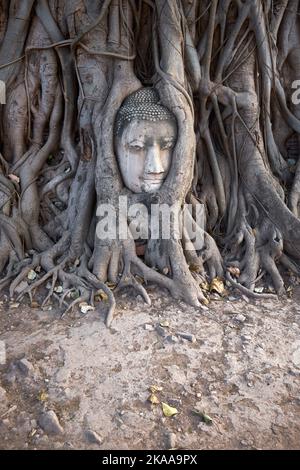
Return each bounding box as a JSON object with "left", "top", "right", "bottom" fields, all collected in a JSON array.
[
  {"left": 115, "top": 88, "right": 177, "bottom": 194},
  {"left": 38, "top": 411, "right": 63, "bottom": 435},
  {"left": 17, "top": 358, "right": 34, "bottom": 376},
  {"left": 176, "top": 332, "right": 197, "bottom": 343},
  {"left": 85, "top": 430, "right": 103, "bottom": 445},
  {"left": 235, "top": 314, "right": 246, "bottom": 323},
  {"left": 165, "top": 334, "right": 179, "bottom": 344},
  {"left": 156, "top": 324, "right": 167, "bottom": 338},
  {"left": 0, "top": 385, "right": 8, "bottom": 413}
]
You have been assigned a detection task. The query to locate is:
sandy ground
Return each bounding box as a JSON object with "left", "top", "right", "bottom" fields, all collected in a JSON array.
[{"left": 0, "top": 284, "right": 300, "bottom": 450}]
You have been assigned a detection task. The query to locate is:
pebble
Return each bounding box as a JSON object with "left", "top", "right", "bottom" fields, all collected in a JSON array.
[
  {"left": 0, "top": 386, "right": 8, "bottom": 413},
  {"left": 165, "top": 335, "right": 179, "bottom": 344},
  {"left": 156, "top": 325, "right": 167, "bottom": 338},
  {"left": 144, "top": 324, "right": 155, "bottom": 331},
  {"left": 177, "top": 332, "right": 197, "bottom": 343},
  {"left": 38, "top": 410, "right": 63, "bottom": 435},
  {"left": 235, "top": 314, "right": 246, "bottom": 323},
  {"left": 17, "top": 358, "right": 34, "bottom": 376},
  {"left": 85, "top": 430, "right": 103, "bottom": 445}
]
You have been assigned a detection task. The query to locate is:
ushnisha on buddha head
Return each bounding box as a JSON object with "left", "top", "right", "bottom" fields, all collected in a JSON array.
[{"left": 115, "top": 88, "right": 177, "bottom": 194}]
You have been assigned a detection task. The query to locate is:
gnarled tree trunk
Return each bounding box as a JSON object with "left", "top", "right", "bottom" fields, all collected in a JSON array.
[{"left": 1, "top": 0, "right": 300, "bottom": 326}]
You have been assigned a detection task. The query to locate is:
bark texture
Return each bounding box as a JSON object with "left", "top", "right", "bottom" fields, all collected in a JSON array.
[{"left": 1, "top": 0, "right": 300, "bottom": 326}]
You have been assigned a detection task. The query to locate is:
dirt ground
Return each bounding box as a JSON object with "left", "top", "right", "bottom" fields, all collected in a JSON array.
[{"left": 0, "top": 283, "right": 300, "bottom": 450}]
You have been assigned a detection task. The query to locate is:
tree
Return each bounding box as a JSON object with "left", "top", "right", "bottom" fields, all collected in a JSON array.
[{"left": 1, "top": 0, "right": 300, "bottom": 326}]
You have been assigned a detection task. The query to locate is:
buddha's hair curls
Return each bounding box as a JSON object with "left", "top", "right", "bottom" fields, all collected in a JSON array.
[{"left": 115, "top": 88, "right": 176, "bottom": 136}]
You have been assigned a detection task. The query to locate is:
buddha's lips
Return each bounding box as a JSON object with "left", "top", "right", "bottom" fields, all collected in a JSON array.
[{"left": 141, "top": 177, "right": 165, "bottom": 182}]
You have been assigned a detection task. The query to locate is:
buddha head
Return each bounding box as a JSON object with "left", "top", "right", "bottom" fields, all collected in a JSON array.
[{"left": 115, "top": 88, "right": 177, "bottom": 194}]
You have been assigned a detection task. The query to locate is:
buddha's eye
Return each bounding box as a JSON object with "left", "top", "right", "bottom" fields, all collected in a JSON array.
[
  {"left": 161, "top": 140, "right": 174, "bottom": 150},
  {"left": 129, "top": 143, "right": 144, "bottom": 151}
]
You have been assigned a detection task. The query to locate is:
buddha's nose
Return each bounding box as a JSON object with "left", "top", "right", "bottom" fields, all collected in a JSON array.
[{"left": 144, "top": 144, "right": 164, "bottom": 175}]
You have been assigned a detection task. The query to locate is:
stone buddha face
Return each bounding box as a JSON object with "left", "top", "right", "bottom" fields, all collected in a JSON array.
[{"left": 115, "top": 88, "right": 177, "bottom": 194}]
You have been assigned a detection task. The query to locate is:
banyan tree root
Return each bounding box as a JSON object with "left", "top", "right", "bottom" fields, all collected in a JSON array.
[{"left": 1, "top": 0, "right": 300, "bottom": 327}]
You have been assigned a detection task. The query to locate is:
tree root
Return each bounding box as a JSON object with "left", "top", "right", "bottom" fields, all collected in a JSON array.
[
  {"left": 226, "top": 272, "right": 278, "bottom": 300},
  {"left": 1, "top": 0, "right": 300, "bottom": 331}
]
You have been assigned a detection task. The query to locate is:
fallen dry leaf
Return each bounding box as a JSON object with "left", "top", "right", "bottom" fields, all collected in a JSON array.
[
  {"left": 54, "top": 285, "right": 63, "bottom": 294},
  {"left": 227, "top": 266, "right": 240, "bottom": 278},
  {"left": 210, "top": 277, "right": 225, "bottom": 295},
  {"left": 149, "top": 385, "right": 163, "bottom": 394},
  {"left": 106, "top": 282, "right": 116, "bottom": 290},
  {"left": 189, "top": 263, "right": 201, "bottom": 273},
  {"left": 38, "top": 391, "right": 48, "bottom": 402},
  {"left": 79, "top": 303, "right": 95, "bottom": 314},
  {"left": 10, "top": 303, "right": 20, "bottom": 308},
  {"left": 148, "top": 394, "right": 160, "bottom": 405},
  {"left": 135, "top": 275, "right": 145, "bottom": 285},
  {"left": 95, "top": 289, "right": 108, "bottom": 301},
  {"left": 27, "top": 269, "right": 37, "bottom": 281},
  {"left": 200, "top": 281, "right": 210, "bottom": 292},
  {"left": 287, "top": 286, "right": 293, "bottom": 297},
  {"left": 162, "top": 402, "right": 178, "bottom": 417},
  {"left": 254, "top": 286, "right": 264, "bottom": 293}
]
